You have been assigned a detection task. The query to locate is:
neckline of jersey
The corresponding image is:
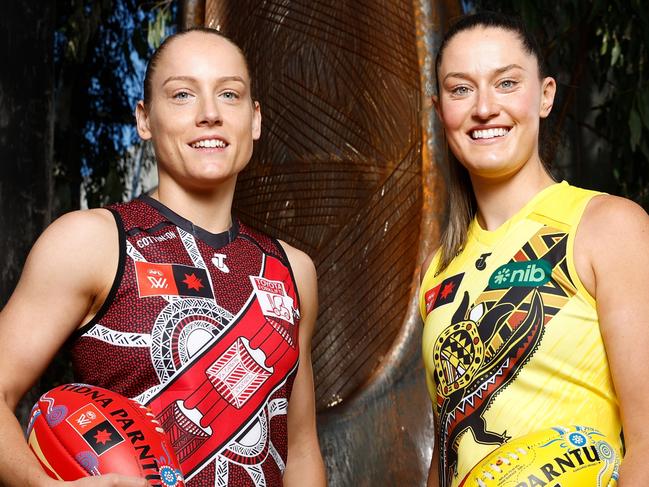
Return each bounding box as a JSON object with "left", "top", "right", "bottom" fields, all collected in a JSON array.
[
  {"left": 138, "top": 194, "right": 239, "bottom": 249},
  {"left": 468, "top": 180, "right": 567, "bottom": 246}
]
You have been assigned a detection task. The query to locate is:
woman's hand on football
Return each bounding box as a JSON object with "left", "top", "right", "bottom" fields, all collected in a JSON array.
[{"left": 64, "top": 474, "right": 150, "bottom": 486}]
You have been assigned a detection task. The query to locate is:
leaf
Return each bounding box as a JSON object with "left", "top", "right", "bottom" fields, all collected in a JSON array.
[
  {"left": 147, "top": 8, "right": 170, "bottom": 49},
  {"left": 599, "top": 28, "right": 608, "bottom": 55},
  {"left": 611, "top": 36, "right": 621, "bottom": 66}
]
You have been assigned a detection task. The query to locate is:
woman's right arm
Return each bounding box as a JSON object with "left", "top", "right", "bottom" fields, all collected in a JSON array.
[
  {"left": 0, "top": 210, "right": 147, "bottom": 487},
  {"left": 421, "top": 249, "right": 440, "bottom": 487},
  {"left": 426, "top": 446, "right": 440, "bottom": 487}
]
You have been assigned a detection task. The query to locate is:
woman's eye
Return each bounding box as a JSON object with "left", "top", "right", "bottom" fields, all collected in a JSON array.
[
  {"left": 450, "top": 86, "right": 471, "bottom": 96},
  {"left": 221, "top": 91, "right": 240, "bottom": 100},
  {"left": 173, "top": 91, "right": 191, "bottom": 100},
  {"left": 499, "top": 80, "right": 517, "bottom": 89}
]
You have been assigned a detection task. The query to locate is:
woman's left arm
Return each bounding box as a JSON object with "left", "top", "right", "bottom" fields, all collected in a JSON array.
[
  {"left": 576, "top": 194, "right": 649, "bottom": 486},
  {"left": 279, "top": 242, "right": 327, "bottom": 487}
]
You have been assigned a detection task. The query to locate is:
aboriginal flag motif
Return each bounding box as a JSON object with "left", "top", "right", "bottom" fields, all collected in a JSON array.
[{"left": 67, "top": 403, "right": 124, "bottom": 455}]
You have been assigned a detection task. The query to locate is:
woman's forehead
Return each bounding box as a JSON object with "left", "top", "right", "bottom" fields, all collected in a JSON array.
[
  {"left": 440, "top": 27, "right": 532, "bottom": 73},
  {"left": 154, "top": 32, "right": 250, "bottom": 82}
]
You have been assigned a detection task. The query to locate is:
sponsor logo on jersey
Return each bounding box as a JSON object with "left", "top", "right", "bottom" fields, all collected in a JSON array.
[
  {"left": 67, "top": 403, "right": 124, "bottom": 455},
  {"left": 474, "top": 252, "right": 491, "bottom": 270},
  {"left": 211, "top": 253, "right": 230, "bottom": 273},
  {"left": 425, "top": 273, "right": 464, "bottom": 314},
  {"left": 425, "top": 286, "right": 441, "bottom": 314},
  {"left": 489, "top": 259, "right": 552, "bottom": 289},
  {"left": 135, "top": 261, "right": 214, "bottom": 299},
  {"left": 250, "top": 276, "right": 295, "bottom": 324},
  {"left": 136, "top": 231, "right": 177, "bottom": 248}
]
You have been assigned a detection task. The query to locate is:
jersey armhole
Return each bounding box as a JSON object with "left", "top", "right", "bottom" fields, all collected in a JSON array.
[
  {"left": 566, "top": 195, "right": 598, "bottom": 310},
  {"left": 72, "top": 208, "right": 126, "bottom": 339},
  {"left": 273, "top": 238, "right": 302, "bottom": 312},
  {"left": 271, "top": 239, "right": 302, "bottom": 364},
  {"left": 419, "top": 249, "right": 442, "bottom": 319}
]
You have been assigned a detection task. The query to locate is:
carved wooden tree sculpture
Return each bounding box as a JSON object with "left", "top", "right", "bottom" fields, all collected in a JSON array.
[{"left": 186, "top": 1, "right": 459, "bottom": 484}]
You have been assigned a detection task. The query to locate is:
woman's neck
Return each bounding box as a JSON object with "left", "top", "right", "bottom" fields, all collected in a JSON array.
[
  {"left": 152, "top": 176, "right": 237, "bottom": 234},
  {"left": 471, "top": 163, "right": 555, "bottom": 231}
]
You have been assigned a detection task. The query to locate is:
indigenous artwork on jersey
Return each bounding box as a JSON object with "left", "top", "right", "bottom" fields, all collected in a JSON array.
[
  {"left": 72, "top": 199, "right": 300, "bottom": 486},
  {"left": 431, "top": 227, "right": 578, "bottom": 486}
]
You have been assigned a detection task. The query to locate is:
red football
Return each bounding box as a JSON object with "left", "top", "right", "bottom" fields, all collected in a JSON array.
[{"left": 26, "top": 383, "right": 184, "bottom": 486}]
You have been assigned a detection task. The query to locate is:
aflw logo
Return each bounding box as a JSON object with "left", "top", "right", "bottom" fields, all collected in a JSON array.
[
  {"left": 489, "top": 259, "right": 552, "bottom": 289},
  {"left": 75, "top": 410, "right": 96, "bottom": 427},
  {"left": 147, "top": 276, "right": 168, "bottom": 289},
  {"left": 146, "top": 269, "right": 168, "bottom": 289},
  {"left": 134, "top": 261, "right": 214, "bottom": 299}
]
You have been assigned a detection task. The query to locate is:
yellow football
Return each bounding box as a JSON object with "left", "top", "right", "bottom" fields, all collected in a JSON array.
[{"left": 459, "top": 425, "right": 620, "bottom": 487}]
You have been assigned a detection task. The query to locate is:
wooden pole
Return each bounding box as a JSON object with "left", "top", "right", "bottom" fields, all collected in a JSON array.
[{"left": 179, "top": 0, "right": 205, "bottom": 30}]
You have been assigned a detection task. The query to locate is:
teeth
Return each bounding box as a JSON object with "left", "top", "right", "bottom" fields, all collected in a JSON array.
[
  {"left": 191, "top": 139, "right": 227, "bottom": 148},
  {"left": 471, "top": 128, "right": 509, "bottom": 139}
]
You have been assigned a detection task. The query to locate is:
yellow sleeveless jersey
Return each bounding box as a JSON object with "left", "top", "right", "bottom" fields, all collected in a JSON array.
[{"left": 419, "top": 181, "right": 622, "bottom": 487}]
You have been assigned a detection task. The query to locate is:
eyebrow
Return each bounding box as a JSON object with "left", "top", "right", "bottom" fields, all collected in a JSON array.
[
  {"left": 443, "top": 64, "right": 525, "bottom": 82},
  {"left": 162, "top": 75, "right": 247, "bottom": 86}
]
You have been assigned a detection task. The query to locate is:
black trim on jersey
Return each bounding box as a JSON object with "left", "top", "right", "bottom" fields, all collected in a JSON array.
[
  {"left": 237, "top": 230, "right": 285, "bottom": 263},
  {"left": 125, "top": 221, "right": 171, "bottom": 237},
  {"left": 273, "top": 237, "right": 302, "bottom": 312},
  {"left": 139, "top": 194, "right": 238, "bottom": 249},
  {"left": 72, "top": 208, "right": 126, "bottom": 339}
]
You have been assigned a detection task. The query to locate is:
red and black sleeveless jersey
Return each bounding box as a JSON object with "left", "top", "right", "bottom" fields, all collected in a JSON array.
[{"left": 70, "top": 195, "right": 301, "bottom": 486}]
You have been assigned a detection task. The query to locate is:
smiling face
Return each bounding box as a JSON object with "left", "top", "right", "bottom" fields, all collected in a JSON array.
[
  {"left": 135, "top": 31, "right": 261, "bottom": 192},
  {"left": 435, "top": 27, "right": 555, "bottom": 184}
]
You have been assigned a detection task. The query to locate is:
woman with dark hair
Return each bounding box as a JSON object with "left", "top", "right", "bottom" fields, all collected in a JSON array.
[{"left": 419, "top": 12, "right": 649, "bottom": 487}]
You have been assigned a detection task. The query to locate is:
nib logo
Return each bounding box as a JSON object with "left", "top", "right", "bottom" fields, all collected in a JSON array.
[
  {"left": 492, "top": 268, "right": 511, "bottom": 285},
  {"left": 489, "top": 259, "right": 552, "bottom": 289}
]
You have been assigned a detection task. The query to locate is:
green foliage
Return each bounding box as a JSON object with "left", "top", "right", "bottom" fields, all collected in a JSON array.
[
  {"left": 53, "top": 0, "right": 176, "bottom": 212},
  {"left": 148, "top": 2, "right": 173, "bottom": 48},
  {"left": 471, "top": 0, "right": 649, "bottom": 207},
  {"left": 590, "top": 1, "right": 649, "bottom": 204}
]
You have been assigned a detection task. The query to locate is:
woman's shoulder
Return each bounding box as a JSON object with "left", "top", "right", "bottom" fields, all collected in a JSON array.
[
  {"left": 581, "top": 194, "right": 649, "bottom": 235},
  {"left": 577, "top": 194, "right": 649, "bottom": 270},
  {"left": 33, "top": 208, "right": 117, "bottom": 257}
]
